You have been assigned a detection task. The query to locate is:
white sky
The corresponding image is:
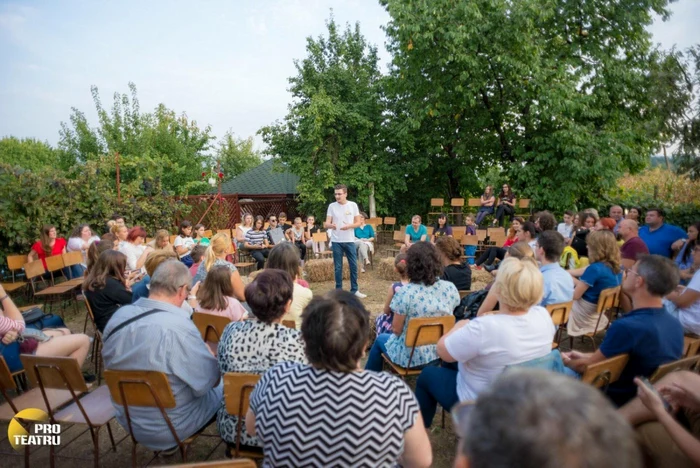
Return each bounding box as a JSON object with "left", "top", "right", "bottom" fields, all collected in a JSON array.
[{"left": 0, "top": 0, "right": 698, "bottom": 151}]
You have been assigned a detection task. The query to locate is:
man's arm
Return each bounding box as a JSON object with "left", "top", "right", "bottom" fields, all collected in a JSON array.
[
  {"left": 562, "top": 349, "right": 607, "bottom": 373},
  {"left": 324, "top": 215, "right": 336, "bottom": 230}
]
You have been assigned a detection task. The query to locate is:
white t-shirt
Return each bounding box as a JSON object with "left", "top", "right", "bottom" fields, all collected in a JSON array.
[
  {"left": 445, "top": 306, "right": 555, "bottom": 401},
  {"left": 119, "top": 242, "right": 146, "bottom": 271},
  {"left": 67, "top": 235, "right": 100, "bottom": 266},
  {"left": 326, "top": 201, "right": 359, "bottom": 243},
  {"left": 173, "top": 235, "right": 195, "bottom": 259},
  {"left": 557, "top": 222, "right": 573, "bottom": 239},
  {"left": 679, "top": 271, "right": 700, "bottom": 335}
]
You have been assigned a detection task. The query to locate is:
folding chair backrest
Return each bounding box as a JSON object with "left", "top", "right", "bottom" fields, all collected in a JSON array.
[
  {"left": 192, "top": 312, "right": 231, "bottom": 343},
  {"left": 684, "top": 336, "right": 700, "bottom": 357},
  {"left": 216, "top": 229, "right": 232, "bottom": 239},
  {"left": 204, "top": 230, "right": 213, "bottom": 238},
  {"left": 45, "top": 255, "right": 65, "bottom": 275},
  {"left": 467, "top": 198, "right": 481, "bottom": 207},
  {"left": 596, "top": 286, "right": 620, "bottom": 314},
  {"left": 383, "top": 217, "right": 396, "bottom": 227},
  {"left": 426, "top": 226, "right": 434, "bottom": 236},
  {"left": 312, "top": 232, "right": 328, "bottom": 243},
  {"left": 476, "top": 230, "right": 487, "bottom": 242},
  {"left": 0, "top": 357, "right": 17, "bottom": 392},
  {"left": 487, "top": 227, "right": 504, "bottom": 238},
  {"left": 223, "top": 373, "right": 260, "bottom": 417},
  {"left": 170, "top": 235, "right": 178, "bottom": 244},
  {"left": 490, "top": 234, "right": 507, "bottom": 247},
  {"left": 581, "top": 354, "right": 629, "bottom": 389},
  {"left": 62, "top": 251, "right": 83, "bottom": 268},
  {"left": 282, "top": 320, "right": 296, "bottom": 329},
  {"left": 104, "top": 369, "right": 176, "bottom": 408},
  {"left": 519, "top": 199, "right": 531, "bottom": 209},
  {"left": 83, "top": 296, "right": 100, "bottom": 335},
  {"left": 452, "top": 226, "right": 466, "bottom": 241},
  {"left": 21, "top": 355, "right": 89, "bottom": 393},
  {"left": 6, "top": 255, "right": 27, "bottom": 272},
  {"left": 430, "top": 198, "right": 444, "bottom": 208},
  {"left": 650, "top": 355, "right": 700, "bottom": 383},
  {"left": 546, "top": 301, "right": 573, "bottom": 327},
  {"left": 458, "top": 290, "right": 472, "bottom": 299},
  {"left": 24, "top": 259, "right": 46, "bottom": 281},
  {"left": 450, "top": 198, "right": 465, "bottom": 208},
  {"left": 461, "top": 235, "right": 478, "bottom": 246},
  {"left": 405, "top": 315, "right": 455, "bottom": 347},
  {"left": 393, "top": 231, "right": 405, "bottom": 243}
]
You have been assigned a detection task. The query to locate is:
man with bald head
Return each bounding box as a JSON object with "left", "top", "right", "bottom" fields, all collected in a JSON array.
[
  {"left": 610, "top": 205, "right": 624, "bottom": 235},
  {"left": 619, "top": 219, "right": 649, "bottom": 270}
]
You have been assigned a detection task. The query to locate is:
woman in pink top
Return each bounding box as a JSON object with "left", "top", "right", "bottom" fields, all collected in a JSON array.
[{"left": 195, "top": 265, "right": 248, "bottom": 322}]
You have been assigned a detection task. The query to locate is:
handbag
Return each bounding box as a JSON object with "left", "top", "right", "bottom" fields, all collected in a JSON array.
[
  {"left": 21, "top": 308, "right": 64, "bottom": 330},
  {"left": 453, "top": 289, "right": 489, "bottom": 321},
  {"left": 21, "top": 307, "right": 45, "bottom": 324}
]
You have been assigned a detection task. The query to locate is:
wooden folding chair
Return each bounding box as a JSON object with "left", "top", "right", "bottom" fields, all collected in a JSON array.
[
  {"left": 311, "top": 232, "right": 333, "bottom": 259},
  {"left": 546, "top": 301, "right": 573, "bottom": 347},
  {"left": 45, "top": 255, "right": 68, "bottom": 285},
  {"left": 581, "top": 354, "right": 629, "bottom": 391},
  {"left": 223, "top": 373, "right": 263, "bottom": 460},
  {"left": 486, "top": 227, "right": 504, "bottom": 239},
  {"left": 684, "top": 335, "right": 700, "bottom": 357},
  {"left": 467, "top": 198, "right": 481, "bottom": 209},
  {"left": 450, "top": 198, "right": 465, "bottom": 222},
  {"left": 458, "top": 290, "right": 473, "bottom": 299},
  {"left": 518, "top": 198, "right": 531, "bottom": 215},
  {"left": 2, "top": 254, "right": 28, "bottom": 295},
  {"left": 382, "top": 315, "right": 455, "bottom": 378},
  {"left": 21, "top": 355, "right": 117, "bottom": 468},
  {"left": 460, "top": 235, "right": 478, "bottom": 262},
  {"left": 282, "top": 320, "right": 296, "bottom": 329},
  {"left": 24, "top": 260, "right": 77, "bottom": 317},
  {"left": 83, "top": 297, "right": 104, "bottom": 384},
  {"left": 381, "top": 217, "right": 397, "bottom": 244},
  {"left": 204, "top": 230, "right": 213, "bottom": 238},
  {"left": 62, "top": 251, "right": 86, "bottom": 287},
  {"left": 579, "top": 286, "right": 621, "bottom": 350},
  {"left": 385, "top": 231, "right": 405, "bottom": 258},
  {"left": 104, "top": 369, "right": 217, "bottom": 466},
  {"left": 451, "top": 226, "right": 467, "bottom": 242},
  {"left": 650, "top": 355, "right": 700, "bottom": 384},
  {"left": 428, "top": 199, "right": 444, "bottom": 224}
]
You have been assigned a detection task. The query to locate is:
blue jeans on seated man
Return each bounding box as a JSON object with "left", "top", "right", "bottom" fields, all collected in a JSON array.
[
  {"left": 415, "top": 366, "right": 460, "bottom": 427},
  {"left": 332, "top": 241, "right": 358, "bottom": 293}
]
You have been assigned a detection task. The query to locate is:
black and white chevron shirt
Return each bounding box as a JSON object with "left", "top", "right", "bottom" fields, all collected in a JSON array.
[{"left": 250, "top": 361, "right": 419, "bottom": 467}]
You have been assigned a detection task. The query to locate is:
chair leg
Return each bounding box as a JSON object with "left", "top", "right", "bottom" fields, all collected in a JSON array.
[
  {"left": 107, "top": 421, "right": 117, "bottom": 451},
  {"left": 83, "top": 311, "right": 89, "bottom": 333},
  {"left": 92, "top": 427, "right": 100, "bottom": 468},
  {"left": 441, "top": 407, "right": 445, "bottom": 429}
]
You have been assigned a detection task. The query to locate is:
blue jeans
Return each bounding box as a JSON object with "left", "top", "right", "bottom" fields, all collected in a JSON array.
[
  {"left": 415, "top": 366, "right": 460, "bottom": 427},
  {"left": 475, "top": 206, "right": 494, "bottom": 225},
  {"left": 365, "top": 333, "right": 390, "bottom": 371},
  {"left": 332, "top": 241, "right": 358, "bottom": 293},
  {"left": 563, "top": 366, "right": 581, "bottom": 379}
]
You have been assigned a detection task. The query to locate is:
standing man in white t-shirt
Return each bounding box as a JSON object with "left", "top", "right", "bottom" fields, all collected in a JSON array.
[{"left": 325, "top": 184, "right": 366, "bottom": 298}]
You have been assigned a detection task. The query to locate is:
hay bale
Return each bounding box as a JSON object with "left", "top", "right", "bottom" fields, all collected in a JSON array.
[
  {"left": 303, "top": 258, "right": 349, "bottom": 282},
  {"left": 377, "top": 257, "right": 401, "bottom": 281},
  {"left": 471, "top": 269, "right": 494, "bottom": 284},
  {"left": 471, "top": 281, "right": 488, "bottom": 292}
]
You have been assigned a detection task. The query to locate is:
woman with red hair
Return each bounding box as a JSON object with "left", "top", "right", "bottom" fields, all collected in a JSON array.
[
  {"left": 118, "top": 226, "right": 153, "bottom": 271},
  {"left": 595, "top": 217, "right": 617, "bottom": 232}
]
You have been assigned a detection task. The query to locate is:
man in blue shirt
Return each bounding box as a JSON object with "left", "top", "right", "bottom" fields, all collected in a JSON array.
[
  {"left": 638, "top": 208, "right": 686, "bottom": 258},
  {"left": 536, "top": 231, "right": 574, "bottom": 306},
  {"left": 562, "top": 255, "right": 683, "bottom": 406}
]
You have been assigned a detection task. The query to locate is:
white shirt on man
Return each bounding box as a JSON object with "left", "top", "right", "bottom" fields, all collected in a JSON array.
[
  {"left": 557, "top": 222, "right": 574, "bottom": 239},
  {"left": 326, "top": 201, "right": 359, "bottom": 243},
  {"left": 678, "top": 271, "right": 700, "bottom": 335},
  {"left": 444, "top": 305, "right": 555, "bottom": 401}
]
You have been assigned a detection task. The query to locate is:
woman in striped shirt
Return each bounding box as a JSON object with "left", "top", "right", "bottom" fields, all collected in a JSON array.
[{"left": 245, "top": 216, "right": 271, "bottom": 270}]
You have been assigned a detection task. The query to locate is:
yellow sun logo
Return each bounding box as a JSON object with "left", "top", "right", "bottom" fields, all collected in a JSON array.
[{"left": 8, "top": 408, "right": 49, "bottom": 451}]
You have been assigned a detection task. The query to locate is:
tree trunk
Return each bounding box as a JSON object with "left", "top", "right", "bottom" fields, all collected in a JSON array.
[
  {"left": 368, "top": 183, "right": 377, "bottom": 218},
  {"left": 663, "top": 145, "right": 670, "bottom": 170}
]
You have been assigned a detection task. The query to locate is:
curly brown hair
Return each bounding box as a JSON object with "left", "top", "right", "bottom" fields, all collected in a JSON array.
[{"left": 435, "top": 236, "right": 463, "bottom": 262}]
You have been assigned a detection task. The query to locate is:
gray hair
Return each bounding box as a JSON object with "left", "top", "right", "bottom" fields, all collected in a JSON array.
[
  {"left": 149, "top": 259, "right": 191, "bottom": 296},
  {"left": 635, "top": 254, "right": 680, "bottom": 296},
  {"left": 460, "top": 369, "right": 642, "bottom": 468}
]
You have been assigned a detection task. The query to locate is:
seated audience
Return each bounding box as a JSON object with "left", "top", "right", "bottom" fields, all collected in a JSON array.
[
  {"left": 376, "top": 254, "right": 409, "bottom": 335},
  {"left": 28, "top": 225, "right": 67, "bottom": 270},
  {"left": 147, "top": 229, "right": 173, "bottom": 252},
  {"left": 535, "top": 231, "right": 574, "bottom": 306},
  {"left": 131, "top": 249, "right": 178, "bottom": 302},
  {"left": 103, "top": 260, "right": 221, "bottom": 452},
  {"left": 675, "top": 221, "right": 699, "bottom": 283},
  {"left": 366, "top": 242, "right": 460, "bottom": 371},
  {"left": 247, "top": 290, "right": 432, "bottom": 468},
  {"left": 431, "top": 213, "right": 453, "bottom": 242},
  {"left": 534, "top": 211, "right": 556, "bottom": 232},
  {"left": 665, "top": 244, "right": 700, "bottom": 335},
  {"left": 492, "top": 183, "right": 516, "bottom": 227},
  {"left": 571, "top": 212, "right": 597, "bottom": 258},
  {"left": 86, "top": 234, "right": 117, "bottom": 274},
  {"left": 217, "top": 269, "right": 307, "bottom": 453},
  {"left": 188, "top": 245, "right": 207, "bottom": 277},
  {"left": 453, "top": 369, "right": 641, "bottom": 468},
  {"left": 193, "top": 224, "right": 210, "bottom": 246},
  {"left": 264, "top": 243, "right": 312, "bottom": 329},
  {"left": 285, "top": 217, "right": 307, "bottom": 263},
  {"left": 354, "top": 212, "right": 375, "bottom": 272},
  {"left": 517, "top": 221, "right": 538, "bottom": 251},
  {"left": 609, "top": 205, "right": 624, "bottom": 234},
  {"left": 83, "top": 249, "right": 137, "bottom": 332},
  {"left": 266, "top": 215, "right": 287, "bottom": 246},
  {"left": 244, "top": 216, "right": 271, "bottom": 270},
  {"left": 278, "top": 212, "right": 292, "bottom": 232},
  {"left": 557, "top": 210, "right": 575, "bottom": 241},
  {"left": 476, "top": 242, "right": 535, "bottom": 316},
  {"left": 67, "top": 223, "right": 100, "bottom": 274},
  {"left": 416, "top": 257, "right": 555, "bottom": 427},
  {"left": 620, "top": 370, "right": 700, "bottom": 467},
  {"left": 236, "top": 213, "right": 255, "bottom": 250},
  {"left": 0, "top": 283, "right": 91, "bottom": 366},
  {"left": 304, "top": 215, "right": 324, "bottom": 256},
  {"left": 119, "top": 226, "right": 152, "bottom": 272},
  {"left": 474, "top": 217, "right": 522, "bottom": 270},
  {"left": 111, "top": 223, "right": 129, "bottom": 250},
  {"left": 567, "top": 230, "right": 622, "bottom": 337},
  {"left": 401, "top": 215, "right": 428, "bottom": 253},
  {"left": 619, "top": 219, "right": 649, "bottom": 269},
  {"left": 626, "top": 206, "right": 642, "bottom": 222},
  {"left": 639, "top": 208, "right": 686, "bottom": 258},
  {"left": 474, "top": 185, "right": 495, "bottom": 226},
  {"left": 194, "top": 265, "right": 247, "bottom": 322},
  {"left": 193, "top": 234, "right": 245, "bottom": 301},
  {"left": 173, "top": 220, "right": 196, "bottom": 267},
  {"left": 465, "top": 214, "right": 477, "bottom": 236},
  {"left": 562, "top": 255, "right": 683, "bottom": 406},
  {"left": 436, "top": 236, "right": 472, "bottom": 291}
]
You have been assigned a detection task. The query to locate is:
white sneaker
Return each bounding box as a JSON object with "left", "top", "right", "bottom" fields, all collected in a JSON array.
[
  {"left": 354, "top": 291, "right": 367, "bottom": 298},
  {"left": 361, "top": 268, "right": 366, "bottom": 273}
]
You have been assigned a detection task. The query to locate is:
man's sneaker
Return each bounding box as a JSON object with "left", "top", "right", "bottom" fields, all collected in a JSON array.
[
  {"left": 354, "top": 291, "right": 367, "bottom": 299},
  {"left": 361, "top": 268, "right": 366, "bottom": 273}
]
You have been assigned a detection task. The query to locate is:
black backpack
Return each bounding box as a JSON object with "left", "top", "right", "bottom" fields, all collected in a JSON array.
[{"left": 453, "top": 289, "right": 489, "bottom": 321}]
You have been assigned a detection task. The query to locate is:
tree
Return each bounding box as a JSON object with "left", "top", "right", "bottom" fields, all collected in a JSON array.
[
  {"left": 259, "top": 17, "right": 405, "bottom": 216},
  {"left": 673, "top": 46, "right": 700, "bottom": 179},
  {"left": 0, "top": 137, "right": 74, "bottom": 172},
  {"left": 381, "top": 0, "right": 674, "bottom": 211},
  {"left": 217, "top": 131, "right": 262, "bottom": 179}
]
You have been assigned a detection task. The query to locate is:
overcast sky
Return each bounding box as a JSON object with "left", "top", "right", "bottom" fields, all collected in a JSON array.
[{"left": 1, "top": 0, "right": 699, "bottom": 151}]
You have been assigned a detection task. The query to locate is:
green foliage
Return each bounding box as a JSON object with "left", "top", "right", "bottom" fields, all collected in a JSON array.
[
  {"left": 217, "top": 131, "right": 262, "bottom": 179},
  {"left": 0, "top": 160, "right": 190, "bottom": 260},
  {"left": 260, "top": 17, "right": 407, "bottom": 216},
  {"left": 0, "top": 137, "right": 74, "bottom": 172},
  {"left": 381, "top": 0, "right": 673, "bottom": 212},
  {"left": 673, "top": 46, "right": 700, "bottom": 179}
]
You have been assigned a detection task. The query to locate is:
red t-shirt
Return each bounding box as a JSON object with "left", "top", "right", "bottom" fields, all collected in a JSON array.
[
  {"left": 620, "top": 236, "right": 649, "bottom": 261},
  {"left": 31, "top": 238, "right": 67, "bottom": 269}
]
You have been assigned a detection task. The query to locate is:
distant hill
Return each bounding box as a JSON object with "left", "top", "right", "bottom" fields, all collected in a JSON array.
[{"left": 650, "top": 155, "right": 677, "bottom": 170}]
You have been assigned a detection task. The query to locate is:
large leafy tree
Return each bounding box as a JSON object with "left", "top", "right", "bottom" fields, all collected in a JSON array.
[
  {"left": 672, "top": 46, "right": 700, "bottom": 179},
  {"left": 382, "top": 0, "right": 673, "bottom": 211},
  {"left": 217, "top": 131, "right": 262, "bottom": 179},
  {"left": 259, "top": 17, "right": 404, "bottom": 216},
  {"left": 0, "top": 136, "right": 74, "bottom": 172}
]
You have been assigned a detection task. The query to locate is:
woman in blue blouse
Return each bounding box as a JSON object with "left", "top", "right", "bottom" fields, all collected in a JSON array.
[
  {"left": 401, "top": 215, "right": 428, "bottom": 253},
  {"left": 354, "top": 212, "right": 375, "bottom": 273},
  {"left": 365, "top": 241, "right": 460, "bottom": 371},
  {"left": 567, "top": 230, "right": 623, "bottom": 336},
  {"left": 676, "top": 222, "right": 699, "bottom": 285}
]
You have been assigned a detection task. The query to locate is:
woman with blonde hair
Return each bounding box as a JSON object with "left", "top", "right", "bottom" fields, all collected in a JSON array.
[
  {"left": 193, "top": 233, "right": 245, "bottom": 301},
  {"left": 236, "top": 213, "right": 255, "bottom": 250},
  {"left": 567, "top": 230, "right": 623, "bottom": 336},
  {"left": 111, "top": 223, "right": 129, "bottom": 250},
  {"left": 476, "top": 241, "right": 535, "bottom": 316},
  {"left": 415, "top": 257, "right": 555, "bottom": 428},
  {"left": 147, "top": 229, "right": 174, "bottom": 252}
]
